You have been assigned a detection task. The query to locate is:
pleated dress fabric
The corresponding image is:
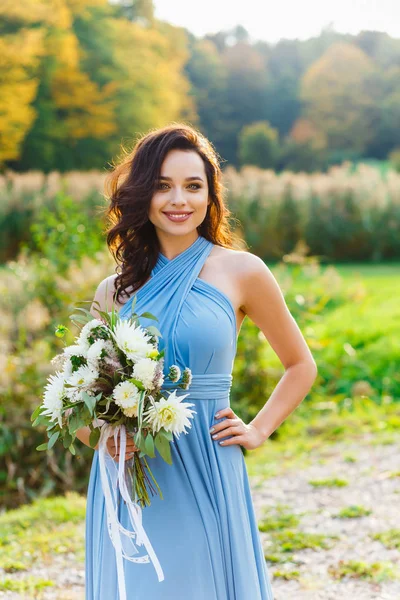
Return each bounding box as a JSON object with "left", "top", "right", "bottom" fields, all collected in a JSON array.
[{"left": 85, "top": 235, "right": 274, "bottom": 599}]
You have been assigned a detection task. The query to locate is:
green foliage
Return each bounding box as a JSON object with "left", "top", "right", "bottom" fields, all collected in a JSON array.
[
  {"left": 335, "top": 505, "right": 372, "bottom": 518},
  {"left": 328, "top": 560, "right": 397, "bottom": 582},
  {"left": 258, "top": 505, "right": 300, "bottom": 532},
  {"left": 309, "top": 478, "right": 349, "bottom": 488},
  {"left": 238, "top": 121, "right": 280, "bottom": 169},
  {"left": 373, "top": 529, "right": 400, "bottom": 549},
  {"left": 28, "top": 189, "right": 106, "bottom": 272}
]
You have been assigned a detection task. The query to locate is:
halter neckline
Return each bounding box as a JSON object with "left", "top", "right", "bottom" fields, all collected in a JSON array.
[{"left": 158, "top": 235, "right": 210, "bottom": 263}]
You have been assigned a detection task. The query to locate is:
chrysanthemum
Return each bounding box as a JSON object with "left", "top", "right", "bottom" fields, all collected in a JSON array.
[
  {"left": 143, "top": 390, "right": 196, "bottom": 438},
  {"left": 78, "top": 318, "right": 107, "bottom": 350},
  {"left": 87, "top": 339, "right": 107, "bottom": 363},
  {"left": 65, "top": 365, "right": 99, "bottom": 402},
  {"left": 112, "top": 321, "right": 156, "bottom": 362},
  {"left": 113, "top": 381, "right": 141, "bottom": 418},
  {"left": 132, "top": 358, "right": 158, "bottom": 390},
  {"left": 41, "top": 372, "right": 65, "bottom": 427},
  {"left": 63, "top": 344, "right": 87, "bottom": 358}
]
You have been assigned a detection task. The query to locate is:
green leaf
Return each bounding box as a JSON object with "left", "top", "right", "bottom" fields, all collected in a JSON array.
[
  {"left": 36, "top": 443, "right": 48, "bottom": 451},
  {"left": 154, "top": 433, "right": 172, "bottom": 464},
  {"left": 69, "top": 314, "right": 90, "bottom": 325},
  {"left": 63, "top": 432, "right": 73, "bottom": 448},
  {"left": 82, "top": 392, "right": 97, "bottom": 416},
  {"left": 48, "top": 430, "right": 60, "bottom": 450},
  {"left": 162, "top": 430, "right": 173, "bottom": 442},
  {"left": 128, "top": 378, "right": 145, "bottom": 391},
  {"left": 69, "top": 444, "right": 76, "bottom": 455},
  {"left": 68, "top": 413, "right": 81, "bottom": 434},
  {"left": 140, "top": 312, "right": 158, "bottom": 321},
  {"left": 89, "top": 427, "right": 101, "bottom": 449},
  {"left": 144, "top": 433, "right": 155, "bottom": 458},
  {"left": 31, "top": 405, "right": 42, "bottom": 422}
]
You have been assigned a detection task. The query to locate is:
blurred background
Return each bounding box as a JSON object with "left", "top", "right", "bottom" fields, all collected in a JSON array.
[{"left": 0, "top": 1, "right": 399, "bottom": 598}]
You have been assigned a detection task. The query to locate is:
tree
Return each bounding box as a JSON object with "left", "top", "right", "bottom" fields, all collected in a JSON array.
[
  {"left": 238, "top": 121, "right": 280, "bottom": 169},
  {"left": 301, "top": 42, "right": 376, "bottom": 154}
]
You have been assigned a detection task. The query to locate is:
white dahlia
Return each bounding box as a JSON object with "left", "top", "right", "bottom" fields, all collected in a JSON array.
[
  {"left": 78, "top": 318, "right": 107, "bottom": 350},
  {"left": 87, "top": 339, "right": 107, "bottom": 363},
  {"left": 63, "top": 344, "right": 87, "bottom": 359},
  {"left": 65, "top": 365, "right": 99, "bottom": 402},
  {"left": 113, "top": 381, "right": 141, "bottom": 418},
  {"left": 41, "top": 372, "right": 65, "bottom": 427},
  {"left": 143, "top": 390, "right": 196, "bottom": 438},
  {"left": 112, "top": 320, "right": 156, "bottom": 362},
  {"left": 132, "top": 358, "right": 158, "bottom": 390}
]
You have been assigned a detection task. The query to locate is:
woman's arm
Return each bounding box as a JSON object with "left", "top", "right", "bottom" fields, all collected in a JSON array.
[
  {"left": 241, "top": 254, "right": 317, "bottom": 440},
  {"left": 210, "top": 253, "right": 317, "bottom": 449}
]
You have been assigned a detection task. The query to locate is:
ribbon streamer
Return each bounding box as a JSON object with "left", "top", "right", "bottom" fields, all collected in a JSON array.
[{"left": 98, "top": 423, "right": 164, "bottom": 600}]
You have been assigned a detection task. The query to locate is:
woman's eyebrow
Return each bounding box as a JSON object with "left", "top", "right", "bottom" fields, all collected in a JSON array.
[{"left": 158, "top": 176, "right": 204, "bottom": 182}]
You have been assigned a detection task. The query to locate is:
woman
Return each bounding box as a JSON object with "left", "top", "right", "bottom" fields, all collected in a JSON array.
[{"left": 77, "top": 123, "right": 317, "bottom": 599}]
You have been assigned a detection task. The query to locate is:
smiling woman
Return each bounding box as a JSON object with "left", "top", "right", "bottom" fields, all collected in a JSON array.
[{"left": 77, "top": 122, "right": 316, "bottom": 600}]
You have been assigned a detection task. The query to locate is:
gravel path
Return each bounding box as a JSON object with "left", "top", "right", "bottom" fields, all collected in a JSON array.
[
  {"left": 1, "top": 434, "right": 399, "bottom": 599},
  {"left": 252, "top": 434, "right": 400, "bottom": 599}
]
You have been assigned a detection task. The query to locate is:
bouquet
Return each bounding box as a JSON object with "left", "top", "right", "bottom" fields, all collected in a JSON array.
[
  {"left": 31, "top": 295, "right": 196, "bottom": 507},
  {"left": 31, "top": 296, "right": 196, "bottom": 595}
]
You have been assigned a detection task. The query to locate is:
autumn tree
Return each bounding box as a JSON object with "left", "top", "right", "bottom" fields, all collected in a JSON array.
[{"left": 300, "top": 42, "right": 377, "bottom": 155}]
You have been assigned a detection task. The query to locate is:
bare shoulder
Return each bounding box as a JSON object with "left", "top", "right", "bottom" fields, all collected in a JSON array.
[
  {"left": 90, "top": 274, "right": 121, "bottom": 318},
  {"left": 207, "top": 245, "right": 272, "bottom": 308}
]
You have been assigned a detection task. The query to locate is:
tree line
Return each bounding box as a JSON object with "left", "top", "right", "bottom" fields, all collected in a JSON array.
[{"left": 1, "top": 0, "right": 400, "bottom": 172}]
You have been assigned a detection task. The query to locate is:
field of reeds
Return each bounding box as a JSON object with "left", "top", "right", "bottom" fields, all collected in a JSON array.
[{"left": 1, "top": 162, "right": 400, "bottom": 263}]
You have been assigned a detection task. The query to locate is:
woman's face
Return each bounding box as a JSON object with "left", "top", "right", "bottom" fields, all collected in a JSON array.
[{"left": 148, "top": 149, "right": 210, "bottom": 238}]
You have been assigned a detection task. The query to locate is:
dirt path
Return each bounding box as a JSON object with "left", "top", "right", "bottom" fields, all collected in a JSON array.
[
  {"left": 1, "top": 434, "right": 399, "bottom": 599},
  {"left": 252, "top": 433, "right": 400, "bottom": 599}
]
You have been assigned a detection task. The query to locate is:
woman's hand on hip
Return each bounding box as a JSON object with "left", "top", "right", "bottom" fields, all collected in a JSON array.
[{"left": 209, "top": 407, "right": 267, "bottom": 450}]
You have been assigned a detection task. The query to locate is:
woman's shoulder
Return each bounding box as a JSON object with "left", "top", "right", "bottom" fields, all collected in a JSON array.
[
  {"left": 211, "top": 244, "right": 266, "bottom": 277},
  {"left": 91, "top": 274, "right": 124, "bottom": 316}
]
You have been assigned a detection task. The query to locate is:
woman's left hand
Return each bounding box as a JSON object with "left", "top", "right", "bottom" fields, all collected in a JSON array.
[{"left": 209, "top": 407, "right": 266, "bottom": 450}]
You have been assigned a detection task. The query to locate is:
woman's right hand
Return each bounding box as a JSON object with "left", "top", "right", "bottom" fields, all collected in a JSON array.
[{"left": 106, "top": 431, "right": 139, "bottom": 462}]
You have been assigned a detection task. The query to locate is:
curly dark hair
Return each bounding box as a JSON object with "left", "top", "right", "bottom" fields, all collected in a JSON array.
[{"left": 104, "top": 122, "right": 237, "bottom": 305}]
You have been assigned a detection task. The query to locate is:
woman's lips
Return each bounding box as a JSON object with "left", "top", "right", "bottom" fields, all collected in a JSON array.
[{"left": 163, "top": 212, "right": 193, "bottom": 222}]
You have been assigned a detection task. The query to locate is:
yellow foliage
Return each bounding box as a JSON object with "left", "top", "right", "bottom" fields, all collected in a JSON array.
[
  {"left": 0, "top": 29, "right": 46, "bottom": 162},
  {"left": 301, "top": 42, "right": 377, "bottom": 152}
]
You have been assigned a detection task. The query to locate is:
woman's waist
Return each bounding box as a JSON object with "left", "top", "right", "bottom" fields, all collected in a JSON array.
[{"left": 161, "top": 372, "right": 232, "bottom": 401}]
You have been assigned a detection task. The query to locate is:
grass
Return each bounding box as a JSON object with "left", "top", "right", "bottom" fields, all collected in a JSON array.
[
  {"left": 309, "top": 477, "right": 349, "bottom": 488},
  {"left": 258, "top": 505, "right": 300, "bottom": 532},
  {"left": 328, "top": 559, "right": 397, "bottom": 582},
  {"left": 373, "top": 529, "right": 400, "bottom": 549},
  {"left": 0, "top": 492, "right": 86, "bottom": 573},
  {"left": 0, "top": 576, "right": 54, "bottom": 593},
  {"left": 335, "top": 505, "right": 372, "bottom": 519}
]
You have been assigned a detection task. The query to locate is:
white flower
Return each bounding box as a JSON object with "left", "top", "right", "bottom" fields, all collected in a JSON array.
[
  {"left": 63, "top": 344, "right": 87, "bottom": 358},
  {"left": 132, "top": 358, "right": 158, "bottom": 390},
  {"left": 41, "top": 372, "right": 65, "bottom": 427},
  {"left": 143, "top": 390, "right": 196, "bottom": 438},
  {"left": 112, "top": 320, "right": 156, "bottom": 362},
  {"left": 87, "top": 339, "right": 107, "bottom": 363},
  {"left": 113, "top": 381, "right": 141, "bottom": 417},
  {"left": 78, "top": 319, "right": 107, "bottom": 350},
  {"left": 62, "top": 358, "right": 73, "bottom": 378},
  {"left": 65, "top": 365, "right": 99, "bottom": 402}
]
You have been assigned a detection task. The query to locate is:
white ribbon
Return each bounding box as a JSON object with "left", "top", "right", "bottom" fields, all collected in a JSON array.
[{"left": 98, "top": 423, "right": 164, "bottom": 600}]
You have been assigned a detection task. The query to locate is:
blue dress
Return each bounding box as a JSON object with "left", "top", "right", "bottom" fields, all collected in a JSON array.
[{"left": 85, "top": 235, "right": 274, "bottom": 599}]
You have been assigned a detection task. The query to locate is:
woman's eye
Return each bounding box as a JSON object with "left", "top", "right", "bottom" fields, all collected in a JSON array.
[{"left": 158, "top": 183, "right": 201, "bottom": 190}]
